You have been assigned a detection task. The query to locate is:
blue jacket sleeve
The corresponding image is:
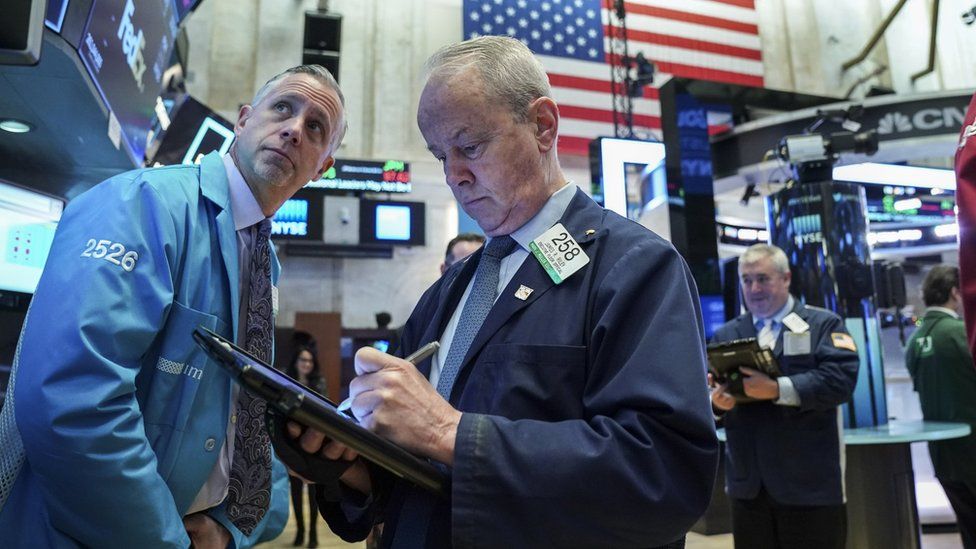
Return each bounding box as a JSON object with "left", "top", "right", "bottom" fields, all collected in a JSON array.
[
  {"left": 789, "top": 314, "right": 860, "bottom": 411},
  {"left": 14, "top": 178, "right": 190, "bottom": 548}
]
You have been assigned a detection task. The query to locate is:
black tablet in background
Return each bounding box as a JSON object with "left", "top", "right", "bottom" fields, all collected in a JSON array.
[{"left": 192, "top": 326, "right": 449, "bottom": 498}]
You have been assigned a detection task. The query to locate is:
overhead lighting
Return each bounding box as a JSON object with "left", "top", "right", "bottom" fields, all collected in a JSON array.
[
  {"left": 833, "top": 162, "right": 956, "bottom": 190},
  {"left": 0, "top": 119, "right": 33, "bottom": 134}
]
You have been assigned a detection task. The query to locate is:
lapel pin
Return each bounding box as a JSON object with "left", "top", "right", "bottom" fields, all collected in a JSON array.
[{"left": 514, "top": 284, "right": 534, "bottom": 301}]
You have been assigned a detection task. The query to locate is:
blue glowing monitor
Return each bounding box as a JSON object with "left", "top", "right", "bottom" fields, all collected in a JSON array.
[{"left": 375, "top": 205, "right": 411, "bottom": 241}]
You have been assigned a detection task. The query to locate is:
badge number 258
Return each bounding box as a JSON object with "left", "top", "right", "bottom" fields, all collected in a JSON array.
[
  {"left": 530, "top": 223, "right": 589, "bottom": 284},
  {"left": 81, "top": 239, "right": 139, "bottom": 272}
]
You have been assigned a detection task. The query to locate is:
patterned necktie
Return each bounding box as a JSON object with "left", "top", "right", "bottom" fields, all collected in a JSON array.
[
  {"left": 436, "top": 235, "right": 518, "bottom": 399},
  {"left": 227, "top": 218, "right": 273, "bottom": 535},
  {"left": 758, "top": 319, "right": 776, "bottom": 351}
]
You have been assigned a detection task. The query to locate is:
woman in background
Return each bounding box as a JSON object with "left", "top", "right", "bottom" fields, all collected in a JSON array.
[{"left": 284, "top": 345, "right": 326, "bottom": 548}]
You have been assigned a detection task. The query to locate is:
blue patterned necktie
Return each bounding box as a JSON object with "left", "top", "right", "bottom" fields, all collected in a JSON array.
[
  {"left": 757, "top": 319, "right": 776, "bottom": 350},
  {"left": 227, "top": 218, "right": 273, "bottom": 535},
  {"left": 436, "top": 235, "right": 518, "bottom": 399}
]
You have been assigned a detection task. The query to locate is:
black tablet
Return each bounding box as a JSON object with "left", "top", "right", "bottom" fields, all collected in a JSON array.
[
  {"left": 192, "top": 327, "right": 449, "bottom": 498},
  {"left": 706, "top": 338, "right": 782, "bottom": 403}
]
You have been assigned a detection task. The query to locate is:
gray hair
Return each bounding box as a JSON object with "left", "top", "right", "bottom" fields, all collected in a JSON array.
[
  {"left": 252, "top": 65, "right": 348, "bottom": 151},
  {"left": 739, "top": 244, "right": 790, "bottom": 275},
  {"left": 423, "top": 36, "right": 551, "bottom": 122}
]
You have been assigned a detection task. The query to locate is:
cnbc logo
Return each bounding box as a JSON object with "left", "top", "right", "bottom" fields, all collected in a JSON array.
[{"left": 876, "top": 106, "right": 965, "bottom": 135}]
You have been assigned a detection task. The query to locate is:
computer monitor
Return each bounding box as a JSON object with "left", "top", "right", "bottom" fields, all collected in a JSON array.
[
  {"left": 271, "top": 191, "right": 323, "bottom": 240},
  {"left": 0, "top": 181, "right": 63, "bottom": 297},
  {"left": 359, "top": 200, "right": 425, "bottom": 246}
]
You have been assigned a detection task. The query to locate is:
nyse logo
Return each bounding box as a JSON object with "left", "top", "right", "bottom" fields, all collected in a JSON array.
[
  {"left": 877, "top": 107, "right": 966, "bottom": 135},
  {"left": 117, "top": 0, "right": 147, "bottom": 92}
]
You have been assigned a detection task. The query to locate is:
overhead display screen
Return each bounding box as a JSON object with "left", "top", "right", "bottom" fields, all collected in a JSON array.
[
  {"left": 45, "top": 0, "right": 69, "bottom": 32},
  {"left": 306, "top": 159, "right": 412, "bottom": 193},
  {"left": 79, "top": 0, "right": 178, "bottom": 164},
  {"left": 148, "top": 94, "right": 235, "bottom": 166}
]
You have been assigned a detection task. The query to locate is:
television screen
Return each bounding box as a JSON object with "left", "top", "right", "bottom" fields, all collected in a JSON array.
[
  {"left": 173, "top": 0, "right": 202, "bottom": 22},
  {"left": 375, "top": 204, "right": 411, "bottom": 241},
  {"left": 0, "top": 183, "right": 63, "bottom": 296},
  {"left": 589, "top": 137, "right": 667, "bottom": 222},
  {"left": 0, "top": 218, "right": 57, "bottom": 295},
  {"left": 359, "top": 200, "right": 425, "bottom": 246},
  {"left": 78, "top": 0, "right": 179, "bottom": 164},
  {"left": 699, "top": 295, "right": 726, "bottom": 339},
  {"left": 271, "top": 190, "right": 323, "bottom": 241},
  {"left": 148, "top": 95, "right": 235, "bottom": 166},
  {"left": 45, "top": 0, "right": 69, "bottom": 32}
]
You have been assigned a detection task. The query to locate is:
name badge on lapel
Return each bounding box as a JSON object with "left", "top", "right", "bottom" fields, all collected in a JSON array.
[
  {"left": 782, "top": 312, "right": 809, "bottom": 333},
  {"left": 783, "top": 332, "right": 811, "bottom": 356},
  {"left": 529, "top": 223, "right": 589, "bottom": 284}
]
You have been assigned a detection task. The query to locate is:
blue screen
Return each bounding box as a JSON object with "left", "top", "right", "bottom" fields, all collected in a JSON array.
[
  {"left": 699, "top": 295, "right": 726, "bottom": 339},
  {"left": 375, "top": 205, "right": 411, "bottom": 241},
  {"left": 271, "top": 199, "right": 309, "bottom": 237}
]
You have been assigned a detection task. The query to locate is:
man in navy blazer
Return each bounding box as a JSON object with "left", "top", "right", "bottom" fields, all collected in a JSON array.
[
  {"left": 284, "top": 36, "right": 719, "bottom": 548},
  {"left": 711, "top": 244, "right": 859, "bottom": 549}
]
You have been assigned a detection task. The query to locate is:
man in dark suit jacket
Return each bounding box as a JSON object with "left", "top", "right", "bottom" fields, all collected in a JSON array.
[
  {"left": 282, "top": 36, "right": 719, "bottom": 548},
  {"left": 905, "top": 265, "right": 976, "bottom": 549},
  {"left": 711, "top": 244, "right": 859, "bottom": 549}
]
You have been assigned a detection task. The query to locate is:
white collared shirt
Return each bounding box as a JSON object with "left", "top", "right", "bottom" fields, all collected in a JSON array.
[
  {"left": 186, "top": 154, "right": 269, "bottom": 515},
  {"left": 428, "top": 182, "right": 578, "bottom": 388},
  {"left": 753, "top": 295, "right": 801, "bottom": 407}
]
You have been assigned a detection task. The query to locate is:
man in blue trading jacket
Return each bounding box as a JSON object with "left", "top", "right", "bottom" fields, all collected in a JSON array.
[
  {"left": 284, "top": 36, "right": 718, "bottom": 548},
  {"left": 710, "top": 244, "right": 859, "bottom": 549},
  {"left": 0, "top": 65, "right": 346, "bottom": 548}
]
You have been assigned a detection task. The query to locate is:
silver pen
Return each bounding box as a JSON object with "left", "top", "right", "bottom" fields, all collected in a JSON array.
[{"left": 336, "top": 341, "right": 441, "bottom": 418}]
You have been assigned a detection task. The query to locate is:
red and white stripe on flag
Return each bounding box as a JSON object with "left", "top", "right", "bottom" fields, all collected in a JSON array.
[{"left": 463, "top": 0, "right": 765, "bottom": 156}]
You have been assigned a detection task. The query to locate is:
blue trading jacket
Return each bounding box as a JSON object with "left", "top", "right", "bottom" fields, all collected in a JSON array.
[
  {"left": 0, "top": 152, "right": 288, "bottom": 548},
  {"left": 712, "top": 301, "right": 860, "bottom": 506}
]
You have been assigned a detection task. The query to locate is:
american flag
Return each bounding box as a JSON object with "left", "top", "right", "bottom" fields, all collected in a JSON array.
[{"left": 462, "top": 0, "right": 764, "bottom": 155}]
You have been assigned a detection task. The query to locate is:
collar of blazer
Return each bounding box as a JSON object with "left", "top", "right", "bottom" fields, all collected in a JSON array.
[{"left": 415, "top": 188, "right": 608, "bottom": 383}]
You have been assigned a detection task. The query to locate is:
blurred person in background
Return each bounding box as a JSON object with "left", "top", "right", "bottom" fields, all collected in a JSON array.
[
  {"left": 284, "top": 345, "right": 327, "bottom": 549},
  {"left": 905, "top": 265, "right": 976, "bottom": 549}
]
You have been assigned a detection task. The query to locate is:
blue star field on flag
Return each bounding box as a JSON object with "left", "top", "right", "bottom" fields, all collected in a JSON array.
[{"left": 463, "top": 0, "right": 606, "bottom": 63}]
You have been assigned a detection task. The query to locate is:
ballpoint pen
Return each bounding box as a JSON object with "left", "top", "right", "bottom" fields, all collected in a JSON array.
[{"left": 336, "top": 341, "right": 441, "bottom": 418}]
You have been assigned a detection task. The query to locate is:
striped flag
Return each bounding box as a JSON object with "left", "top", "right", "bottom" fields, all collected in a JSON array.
[{"left": 462, "top": 0, "right": 764, "bottom": 155}]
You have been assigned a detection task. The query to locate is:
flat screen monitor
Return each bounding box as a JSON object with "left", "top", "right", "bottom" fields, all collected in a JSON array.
[
  {"left": 271, "top": 190, "right": 323, "bottom": 241},
  {"left": 699, "top": 295, "right": 726, "bottom": 340},
  {"left": 173, "top": 0, "right": 202, "bottom": 22},
  {"left": 589, "top": 137, "right": 667, "bottom": 223},
  {"left": 359, "top": 200, "right": 425, "bottom": 246},
  {"left": 0, "top": 183, "right": 63, "bottom": 296},
  {"left": 45, "top": 0, "right": 69, "bottom": 32},
  {"left": 149, "top": 94, "right": 235, "bottom": 166},
  {"left": 78, "top": 0, "right": 179, "bottom": 164}
]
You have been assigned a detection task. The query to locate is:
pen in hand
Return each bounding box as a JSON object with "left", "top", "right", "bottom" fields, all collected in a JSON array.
[{"left": 336, "top": 341, "right": 441, "bottom": 419}]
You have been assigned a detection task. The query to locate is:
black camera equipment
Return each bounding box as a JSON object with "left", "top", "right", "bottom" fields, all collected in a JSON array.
[{"left": 775, "top": 105, "right": 880, "bottom": 184}]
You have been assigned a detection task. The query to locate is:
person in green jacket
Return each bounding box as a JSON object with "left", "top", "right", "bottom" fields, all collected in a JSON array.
[{"left": 906, "top": 264, "right": 976, "bottom": 548}]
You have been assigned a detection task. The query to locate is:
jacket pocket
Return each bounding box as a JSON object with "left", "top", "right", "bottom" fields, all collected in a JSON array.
[
  {"left": 460, "top": 343, "right": 587, "bottom": 420},
  {"left": 141, "top": 301, "right": 227, "bottom": 431}
]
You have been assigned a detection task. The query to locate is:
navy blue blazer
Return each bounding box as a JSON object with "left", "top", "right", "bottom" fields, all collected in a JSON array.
[
  {"left": 712, "top": 300, "right": 859, "bottom": 506},
  {"left": 322, "top": 188, "right": 719, "bottom": 548}
]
